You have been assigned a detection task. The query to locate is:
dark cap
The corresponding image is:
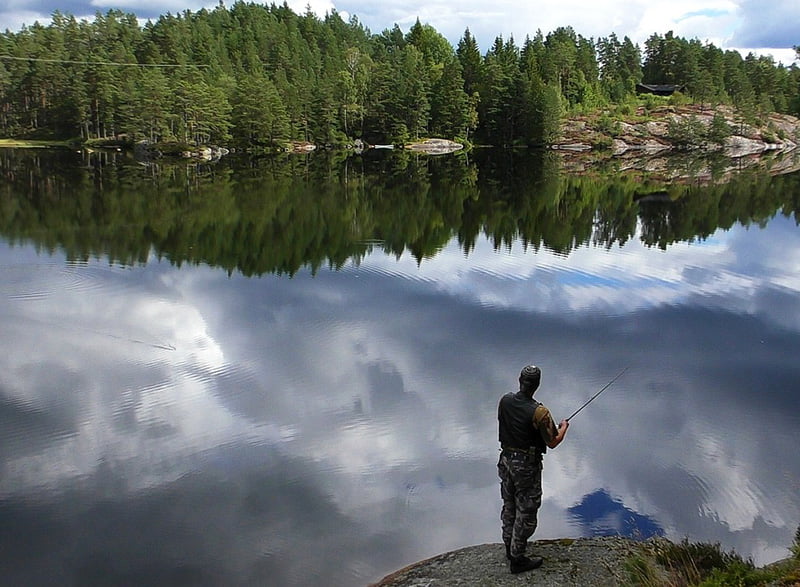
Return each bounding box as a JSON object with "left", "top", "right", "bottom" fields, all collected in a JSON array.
[{"left": 519, "top": 365, "right": 541, "bottom": 385}]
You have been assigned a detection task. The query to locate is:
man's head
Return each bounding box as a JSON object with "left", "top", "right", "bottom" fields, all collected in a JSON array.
[{"left": 519, "top": 365, "right": 541, "bottom": 395}]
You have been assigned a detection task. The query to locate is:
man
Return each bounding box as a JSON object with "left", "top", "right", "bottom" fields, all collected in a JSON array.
[{"left": 497, "top": 365, "right": 569, "bottom": 574}]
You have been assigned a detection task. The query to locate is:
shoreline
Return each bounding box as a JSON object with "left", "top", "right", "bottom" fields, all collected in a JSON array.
[
  {"left": 370, "top": 536, "right": 799, "bottom": 587},
  {"left": 370, "top": 537, "right": 652, "bottom": 586}
]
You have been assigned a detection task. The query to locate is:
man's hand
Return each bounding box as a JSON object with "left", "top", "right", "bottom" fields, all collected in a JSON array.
[{"left": 548, "top": 419, "right": 569, "bottom": 449}]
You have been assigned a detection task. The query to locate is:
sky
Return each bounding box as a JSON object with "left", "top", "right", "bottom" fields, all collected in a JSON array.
[{"left": 1, "top": 0, "right": 798, "bottom": 65}]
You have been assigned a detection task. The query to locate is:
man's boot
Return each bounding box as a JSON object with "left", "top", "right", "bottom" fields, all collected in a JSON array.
[{"left": 510, "top": 554, "right": 543, "bottom": 574}]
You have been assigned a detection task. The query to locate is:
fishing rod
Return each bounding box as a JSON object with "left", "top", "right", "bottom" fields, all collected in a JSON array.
[{"left": 565, "top": 366, "right": 629, "bottom": 422}]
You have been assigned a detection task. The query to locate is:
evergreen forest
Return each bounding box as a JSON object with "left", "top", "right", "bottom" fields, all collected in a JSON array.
[{"left": 1, "top": 2, "right": 799, "bottom": 147}]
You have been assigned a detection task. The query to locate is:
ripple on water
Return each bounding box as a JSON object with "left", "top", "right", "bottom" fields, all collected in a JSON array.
[
  {"left": 1, "top": 261, "right": 132, "bottom": 301},
  {"left": 343, "top": 262, "right": 439, "bottom": 286},
  {"left": 2, "top": 261, "right": 179, "bottom": 352}
]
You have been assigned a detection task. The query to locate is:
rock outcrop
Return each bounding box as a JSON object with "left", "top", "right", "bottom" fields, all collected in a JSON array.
[
  {"left": 554, "top": 104, "right": 799, "bottom": 158},
  {"left": 404, "top": 138, "right": 464, "bottom": 154},
  {"left": 553, "top": 105, "right": 800, "bottom": 182},
  {"left": 371, "top": 537, "right": 659, "bottom": 586}
]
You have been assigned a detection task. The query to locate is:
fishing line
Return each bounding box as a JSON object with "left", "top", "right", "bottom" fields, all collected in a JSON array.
[{"left": 566, "top": 366, "right": 629, "bottom": 422}]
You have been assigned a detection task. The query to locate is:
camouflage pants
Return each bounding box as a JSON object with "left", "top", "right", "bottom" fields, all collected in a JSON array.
[{"left": 498, "top": 450, "right": 543, "bottom": 558}]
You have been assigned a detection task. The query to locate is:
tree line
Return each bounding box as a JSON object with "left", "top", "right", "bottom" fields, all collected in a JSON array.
[{"left": 1, "top": 3, "right": 798, "bottom": 147}]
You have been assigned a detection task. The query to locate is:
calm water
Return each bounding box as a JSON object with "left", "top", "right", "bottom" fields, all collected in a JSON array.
[{"left": 1, "top": 148, "right": 799, "bottom": 585}]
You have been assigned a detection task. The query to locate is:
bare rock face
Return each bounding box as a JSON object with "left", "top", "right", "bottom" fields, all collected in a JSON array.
[
  {"left": 404, "top": 138, "right": 464, "bottom": 154},
  {"left": 725, "top": 135, "right": 771, "bottom": 156},
  {"left": 555, "top": 104, "right": 800, "bottom": 158},
  {"left": 371, "top": 537, "right": 665, "bottom": 587},
  {"left": 644, "top": 119, "right": 670, "bottom": 138}
]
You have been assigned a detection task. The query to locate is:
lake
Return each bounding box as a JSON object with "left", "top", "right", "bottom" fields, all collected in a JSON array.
[{"left": 1, "top": 147, "right": 799, "bottom": 585}]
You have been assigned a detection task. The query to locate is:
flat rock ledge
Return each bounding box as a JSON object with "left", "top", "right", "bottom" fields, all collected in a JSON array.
[
  {"left": 405, "top": 138, "right": 464, "bottom": 154},
  {"left": 554, "top": 105, "right": 800, "bottom": 160},
  {"left": 371, "top": 536, "right": 660, "bottom": 586}
]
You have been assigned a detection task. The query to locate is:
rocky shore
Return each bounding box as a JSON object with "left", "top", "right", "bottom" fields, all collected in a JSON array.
[
  {"left": 80, "top": 104, "right": 800, "bottom": 172},
  {"left": 551, "top": 104, "right": 800, "bottom": 182},
  {"left": 371, "top": 537, "right": 662, "bottom": 586},
  {"left": 372, "top": 535, "right": 800, "bottom": 587},
  {"left": 554, "top": 104, "right": 799, "bottom": 157}
]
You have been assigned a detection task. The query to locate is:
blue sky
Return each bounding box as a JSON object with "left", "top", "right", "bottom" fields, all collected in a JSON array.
[{"left": 1, "top": 0, "right": 798, "bottom": 65}]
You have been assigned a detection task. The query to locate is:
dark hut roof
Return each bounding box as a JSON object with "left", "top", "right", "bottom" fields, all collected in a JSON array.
[{"left": 636, "top": 83, "right": 686, "bottom": 94}]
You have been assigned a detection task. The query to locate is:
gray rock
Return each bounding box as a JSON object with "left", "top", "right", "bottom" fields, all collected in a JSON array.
[{"left": 371, "top": 537, "right": 660, "bottom": 586}]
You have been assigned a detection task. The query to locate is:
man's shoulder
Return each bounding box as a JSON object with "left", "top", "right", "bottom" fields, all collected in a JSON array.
[
  {"left": 533, "top": 404, "right": 551, "bottom": 423},
  {"left": 498, "top": 391, "right": 516, "bottom": 408}
]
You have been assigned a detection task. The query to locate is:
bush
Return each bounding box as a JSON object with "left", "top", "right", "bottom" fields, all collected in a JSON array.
[
  {"left": 631, "top": 530, "right": 800, "bottom": 586},
  {"left": 666, "top": 115, "right": 706, "bottom": 149},
  {"left": 616, "top": 103, "right": 634, "bottom": 116},
  {"left": 596, "top": 113, "right": 621, "bottom": 137},
  {"left": 668, "top": 91, "right": 691, "bottom": 107},
  {"left": 85, "top": 137, "right": 134, "bottom": 149},
  {"left": 591, "top": 134, "right": 614, "bottom": 150},
  {"left": 706, "top": 113, "right": 732, "bottom": 146},
  {"left": 701, "top": 559, "right": 770, "bottom": 586},
  {"left": 625, "top": 554, "right": 662, "bottom": 585},
  {"left": 390, "top": 122, "right": 409, "bottom": 146},
  {"left": 152, "top": 141, "right": 194, "bottom": 155},
  {"left": 761, "top": 122, "right": 784, "bottom": 144},
  {"left": 640, "top": 93, "right": 669, "bottom": 113},
  {"left": 655, "top": 539, "right": 752, "bottom": 585}
]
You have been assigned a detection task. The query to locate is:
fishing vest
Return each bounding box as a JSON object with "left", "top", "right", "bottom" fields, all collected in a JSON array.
[{"left": 498, "top": 391, "right": 547, "bottom": 453}]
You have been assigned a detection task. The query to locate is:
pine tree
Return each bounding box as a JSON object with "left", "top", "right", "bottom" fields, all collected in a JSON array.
[
  {"left": 456, "top": 28, "right": 483, "bottom": 98},
  {"left": 231, "top": 69, "right": 288, "bottom": 145},
  {"left": 430, "top": 58, "right": 473, "bottom": 139}
]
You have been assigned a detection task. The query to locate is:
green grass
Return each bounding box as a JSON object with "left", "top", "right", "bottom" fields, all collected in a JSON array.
[
  {"left": 625, "top": 528, "right": 800, "bottom": 587},
  {"left": 0, "top": 138, "right": 74, "bottom": 148}
]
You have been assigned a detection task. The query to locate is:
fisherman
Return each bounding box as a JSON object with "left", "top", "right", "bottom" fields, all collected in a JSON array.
[{"left": 497, "top": 365, "right": 569, "bottom": 574}]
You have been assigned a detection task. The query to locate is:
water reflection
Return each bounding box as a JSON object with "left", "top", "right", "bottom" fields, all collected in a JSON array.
[
  {"left": 2, "top": 147, "right": 799, "bottom": 273},
  {"left": 1, "top": 150, "right": 799, "bottom": 585},
  {"left": 568, "top": 489, "right": 665, "bottom": 538}
]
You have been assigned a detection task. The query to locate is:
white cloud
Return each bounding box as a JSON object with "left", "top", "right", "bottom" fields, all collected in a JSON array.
[
  {"left": 88, "top": 0, "right": 202, "bottom": 11},
  {"left": 331, "top": 0, "right": 796, "bottom": 62},
  {"left": 2, "top": 0, "right": 796, "bottom": 64},
  {"left": 732, "top": 0, "right": 800, "bottom": 48},
  {"left": 0, "top": 0, "right": 800, "bottom": 63},
  {"left": 1, "top": 9, "right": 47, "bottom": 31},
  {"left": 86, "top": 0, "right": 337, "bottom": 19}
]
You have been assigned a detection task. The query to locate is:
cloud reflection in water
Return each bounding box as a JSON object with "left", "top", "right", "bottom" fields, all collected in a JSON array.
[{"left": 1, "top": 214, "right": 799, "bottom": 584}]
